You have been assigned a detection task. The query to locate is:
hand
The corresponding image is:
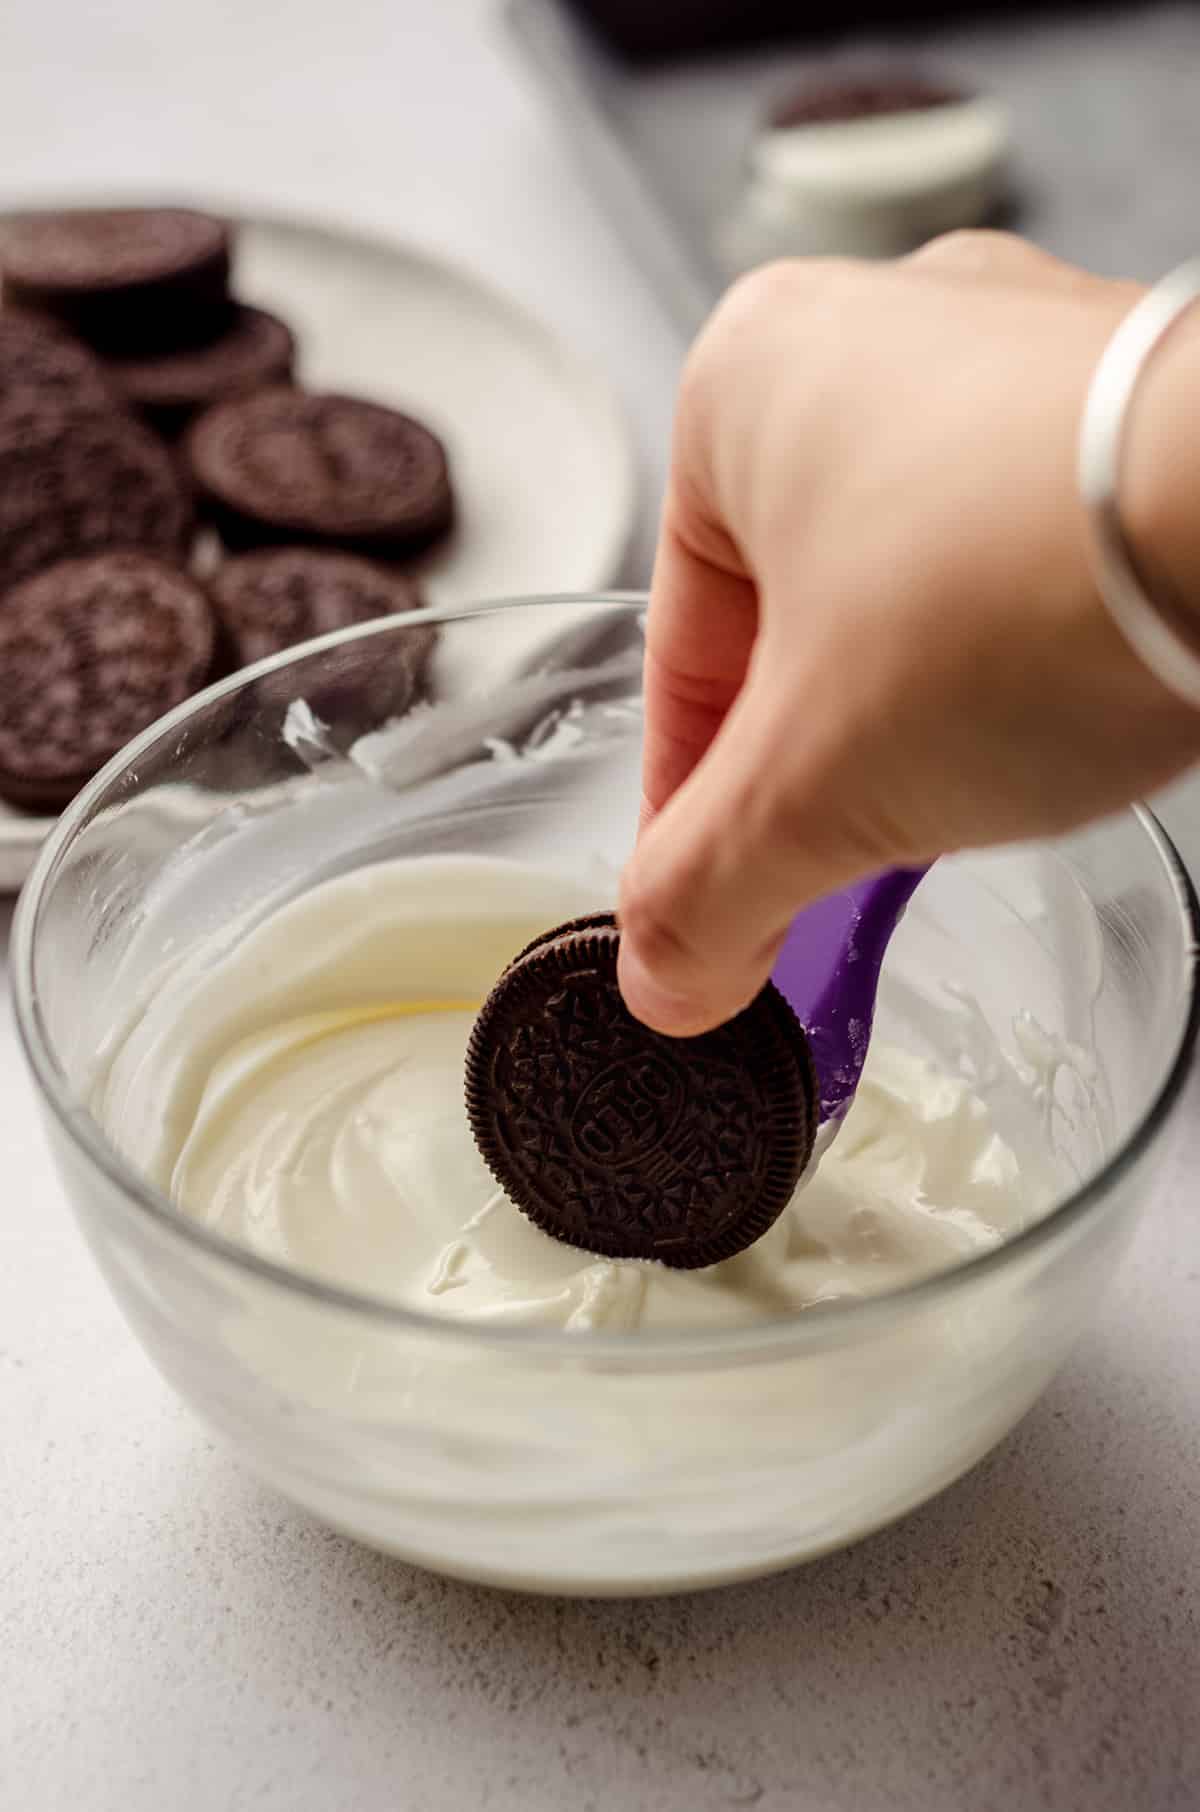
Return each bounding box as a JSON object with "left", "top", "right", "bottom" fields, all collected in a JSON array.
[{"left": 617, "top": 232, "right": 1200, "bottom": 1036}]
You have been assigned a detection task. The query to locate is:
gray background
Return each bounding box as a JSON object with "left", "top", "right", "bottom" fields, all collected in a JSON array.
[{"left": 513, "top": 0, "right": 1200, "bottom": 331}]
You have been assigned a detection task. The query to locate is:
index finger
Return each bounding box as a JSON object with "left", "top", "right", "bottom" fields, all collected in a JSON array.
[{"left": 640, "top": 497, "right": 759, "bottom": 825}]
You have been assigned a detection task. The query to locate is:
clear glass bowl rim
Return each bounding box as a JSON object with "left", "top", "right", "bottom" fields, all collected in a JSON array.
[{"left": 12, "top": 591, "right": 1200, "bottom": 1365}]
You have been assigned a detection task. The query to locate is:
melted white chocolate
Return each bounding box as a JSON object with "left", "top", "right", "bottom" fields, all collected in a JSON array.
[{"left": 94, "top": 855, "right": 1044, "bottom": 1332}]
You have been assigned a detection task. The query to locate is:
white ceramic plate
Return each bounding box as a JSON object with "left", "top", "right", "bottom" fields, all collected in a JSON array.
[{"left": 0, "top": 206, "right": 637, "bottom": 889}]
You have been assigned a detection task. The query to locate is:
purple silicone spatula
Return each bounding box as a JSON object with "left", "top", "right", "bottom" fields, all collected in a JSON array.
[{"left": 770, "top": 866, "right": 930, "bottom": 1132}]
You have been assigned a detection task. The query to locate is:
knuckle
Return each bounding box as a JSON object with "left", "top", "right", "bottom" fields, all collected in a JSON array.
[
  {"left": 907, "top": 227, "right": 1030, "bottom": 275},
  {"left": 680, "top": 255, "right": 866, "bottom": 468},
  {"left": 725, "top": 257, "right": 811, "bottom": 315},
  {"left": 706, "top": 256, "right": 858, "bottom": 347}
]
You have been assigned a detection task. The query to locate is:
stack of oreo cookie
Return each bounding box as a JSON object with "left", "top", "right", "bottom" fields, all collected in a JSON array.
[{"left": 0, "top": 207, "right": 452, "bottom": 812}]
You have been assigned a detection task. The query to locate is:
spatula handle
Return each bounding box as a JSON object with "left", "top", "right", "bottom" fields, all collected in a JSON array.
[{"left": 771, "top": 866, "right": 929, "bottom": 1121}]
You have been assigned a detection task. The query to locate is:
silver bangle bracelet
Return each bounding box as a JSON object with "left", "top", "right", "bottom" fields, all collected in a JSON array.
[{"left": 1078, "top": 257, "right": 1200, "bottom": 710}]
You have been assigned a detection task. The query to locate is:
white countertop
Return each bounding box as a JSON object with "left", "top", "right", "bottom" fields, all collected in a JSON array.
[{"left": 2, "top": 5, "right": 1199, "bottom": 1808}]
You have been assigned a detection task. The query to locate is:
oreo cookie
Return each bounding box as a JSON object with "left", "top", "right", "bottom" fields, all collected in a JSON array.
[
  {"left": 0, "top": 552, "right": 217, "bottom": 811},
  {"left": 466, "top": 915, "right": 817, "bottom": 1269},
  {"left": 0, "top": 307, "right": 117, "bottom": 429},
  {"left": 185, "top": 388, "right": 454, "bottom": 559},
  {"left": 502, "top": 912, "right": 624, "bottom": 973},
  {"left": 770, "top": 72, "right": 965, "bottom": 129},
  {"left": 208, "top": 547, "right": 434, "bottom": 727},
  {"left": 106, "top": 304, "right": 296, "bottom": 437},
  {"left": 729, "top": 68, "right": 1009, "bottom": 267},
  {"left": 0, "top": 208, "right": 231, "bottom": 352},
  {"left": 0, "top": 407, "right": 192, "bottom": 594}
]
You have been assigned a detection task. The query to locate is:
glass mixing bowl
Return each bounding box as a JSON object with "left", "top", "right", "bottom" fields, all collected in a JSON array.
[{"left": 12, "top": 595, "right": 1199, "bottom": 1595}]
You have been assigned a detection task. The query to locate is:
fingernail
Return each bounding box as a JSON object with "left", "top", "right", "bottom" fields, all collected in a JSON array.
[{"left": 617, "top": 937, "right": 708, "bottom": 1036}]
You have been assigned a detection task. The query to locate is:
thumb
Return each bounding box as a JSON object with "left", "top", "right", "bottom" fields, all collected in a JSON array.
[{"left": 617, "top": 649, "right": 874, "bottom": 1036}]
